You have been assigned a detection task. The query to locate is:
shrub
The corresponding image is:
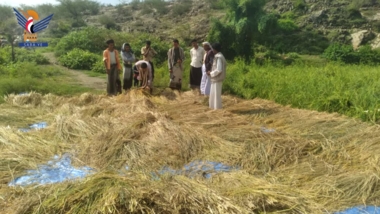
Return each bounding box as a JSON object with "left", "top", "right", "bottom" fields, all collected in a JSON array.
[
  {"left": 99, "top": 15, "right": 121, "bottom": 31},
  {"left": 91, "top": 60, "right": 106, "bottom": 74},
  {"left": 172, "top": 1, "right": 192, "bottom": 16},
  {"left": 277, "top": 19, "right": 298, "bottom": 32},
  {"left": 130, "top": 0, "right": 141, "bottom": 10},
  {"left": 59, "top": 48, "right": 100, "bottom": 70},
  {"left": 0, "top": 46, "right": 49, "bottom": 65},
  {"left": 322, "top": 43, "right": 359, "bottom": 63},
  {"left": 323, "top": 43, "right": 380, "bottom": 65}
]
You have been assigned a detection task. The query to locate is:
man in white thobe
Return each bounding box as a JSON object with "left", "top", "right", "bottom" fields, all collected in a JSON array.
[{"left": 207, "top": 43, "right": 226, "bottom": 109}]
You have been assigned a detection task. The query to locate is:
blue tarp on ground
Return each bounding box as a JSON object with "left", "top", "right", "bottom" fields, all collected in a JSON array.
[
  {"left": 335, "top": 206, "right": 380, "bottom": 214},
  {"left": 18, "top": 122, "right": 47, "bottom": 132},
  {"left": 152, "top": 160, "right": 237, "bottom": 179},
  {"left": 9, "top": 153, "right": 94, "bottom": 186},
  {"left": 261, "top": 127, "right": 275, "bottom": 133}
]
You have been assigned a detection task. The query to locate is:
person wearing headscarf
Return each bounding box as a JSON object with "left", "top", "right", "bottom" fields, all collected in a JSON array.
[
  {"left": 121, "top": 43, "right": 135, "bottom": 92},
  {"left": 200, "top": 42, "right": 214, "bottom": 96},
  {"left": 207, "top": 43, "right": 226, "bottom": 109}
]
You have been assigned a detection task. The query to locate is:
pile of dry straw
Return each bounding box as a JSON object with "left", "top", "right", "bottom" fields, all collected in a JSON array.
[{"left": 1, "top": 89, "right": 380, "bottom": 213}]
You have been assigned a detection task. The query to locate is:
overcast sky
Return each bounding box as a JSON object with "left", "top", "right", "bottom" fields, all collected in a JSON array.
[{"left": 2, "top": 0, "right": 122, "bottom": 7}]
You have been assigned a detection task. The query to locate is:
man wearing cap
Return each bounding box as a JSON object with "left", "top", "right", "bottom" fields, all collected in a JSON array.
[
  {"left": 189, "top": 39, "right": 205, "bottom": 92},
  {"left": 200, "top": 42, "right": 214, "bottom": 96}
]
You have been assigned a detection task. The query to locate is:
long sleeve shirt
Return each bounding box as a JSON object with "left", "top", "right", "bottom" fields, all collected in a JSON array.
[
  {"left": 141, "top": 47, "right": 157, "bottom": 62},
  {"left": 210, "top": 52, "right": 226, "bottom": 82},
  {"left": 168, "top": 47, "right": 185, "bottom": 70},
  {"left": 121, "top": 51, "right": 135, "bottom": 65},
  {"left": 190, "top": 46, "right": 205, "bottom": 68}
]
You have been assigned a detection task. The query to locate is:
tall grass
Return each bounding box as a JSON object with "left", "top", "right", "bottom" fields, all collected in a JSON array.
[{"left": 223, "top": 59, "right": 380, "bottom": 122}]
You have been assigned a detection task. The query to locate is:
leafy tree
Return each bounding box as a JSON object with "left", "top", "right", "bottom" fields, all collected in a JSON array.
[
  {"left": 207, "top": 0, "right": 269, "bottom": 62},
  {"left": 0, "top": 19, "right": 23, "bottom": 62},
  {"left": 0, "top": 5, "right": 13, "bottom": 21}
]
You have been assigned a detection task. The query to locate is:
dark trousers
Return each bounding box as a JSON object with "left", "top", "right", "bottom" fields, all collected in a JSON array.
[
  {"left": 148, "top": 61, "right": 154, "bottom": 80},
  {"left": 107, "top": 64, "right": 120, "bottom": 96}
]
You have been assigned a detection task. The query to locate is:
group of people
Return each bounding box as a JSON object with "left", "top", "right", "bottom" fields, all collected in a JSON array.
[{"left": 102, "top": 38, "right": 226, "bottom": 109}]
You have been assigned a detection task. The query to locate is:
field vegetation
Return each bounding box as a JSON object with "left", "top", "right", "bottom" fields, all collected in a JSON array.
[{"left": 1, "top": 0, "right": 380, "bottom": 213}]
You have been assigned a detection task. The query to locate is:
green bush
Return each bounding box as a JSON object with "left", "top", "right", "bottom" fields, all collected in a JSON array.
[
  {"left": 277, "top": 19, "right": 298, "bottom": 32},
  {"left": 54, "top": 27, "right": 170, "bottom": 64},
  {"left": 0, "top": 46, "right": 49, "bottom": 65},
  {"left": 59, "top": 48, "right": 100, "bottom": 70},
  {"left": 91, "top": 60, "right": 106, "bottom": 74},
  {"left": 98, "top": 15, "right": 121, "bottom": 31},
  {"left": 323, "top": 43, "right": 380, "bottom": 65}
]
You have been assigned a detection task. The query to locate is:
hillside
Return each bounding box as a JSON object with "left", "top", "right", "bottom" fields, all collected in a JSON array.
[{"left": 79, "top": 0, "right": 380, "bottom": 51}]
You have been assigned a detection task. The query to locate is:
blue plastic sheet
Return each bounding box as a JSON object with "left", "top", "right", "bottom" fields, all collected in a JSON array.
[
  {"left": 152, "top": 160, "right": 237, "bottom": 179},
  {"left": 18, "top": 122, "right": 47, "bottom": 132},
  {"left": 261, "top": 127, "right": 275, "bottom": 133},
  {"left": 18, "top": 92, "right": 28, "bottom": 96},
  {"left": 9, "top": 153, "right": 94, "bottom": 186},
  {"left": 335, "top": 206, "right": 380, "bottom": 214}
]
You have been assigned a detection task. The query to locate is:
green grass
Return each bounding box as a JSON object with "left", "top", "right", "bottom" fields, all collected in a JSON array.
[
  {"left": 0, "top": 62, "right": 93, "bottom": 103},
  {"left": 223, "top": 59, "right": 380, "bottom": 123}
]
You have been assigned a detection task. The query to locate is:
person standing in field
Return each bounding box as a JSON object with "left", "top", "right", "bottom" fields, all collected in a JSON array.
[
  {"left": 168, "top": 39, "right": 185, "bottom": 90},
  {"left": 103, "top": 39, "right": 122, "bottom": 96},
  {"left": 189, "top": 39, "right": 205, "bottom": 92},
  {"left": 121, "top": 43, "right": 135, "bottom": 92},
  {"left": 135, "top": 60, "right": 153, "bottom": 93},
  {"left": 207, "top": 43, "right": 226, "bottom": 109},
  {"left": 141, "top": 41, "right": 157, "bottom": 81},
  {"left": 200, "top": 42, "right": 214, "bottom": 96}
]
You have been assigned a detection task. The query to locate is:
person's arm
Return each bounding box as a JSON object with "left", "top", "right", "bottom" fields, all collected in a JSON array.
[
  {"left": 152, "top": 48, "right": 157, "bottom": 55},
  {"left": 121, "top": 52, "right": 128, "bottom": 62},
  {"left": 103, "top": 51, "right": 109, "bottom": 73},
  {"left": 210, "top": 57, "right": 222, "bottom": 77}
]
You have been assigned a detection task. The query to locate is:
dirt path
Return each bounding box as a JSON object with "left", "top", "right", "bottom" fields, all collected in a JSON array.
[{"left": 43, "top": 52, "right": 107, "bottom": 91}]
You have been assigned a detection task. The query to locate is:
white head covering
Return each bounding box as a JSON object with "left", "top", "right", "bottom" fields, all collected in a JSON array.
[{"left": 202, "top": 42, "right": 212, "bottom": 50}]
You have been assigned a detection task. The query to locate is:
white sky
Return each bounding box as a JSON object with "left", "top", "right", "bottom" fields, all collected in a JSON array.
[{"left": 2, "top": 0, "right": 123, "bottom": 7}]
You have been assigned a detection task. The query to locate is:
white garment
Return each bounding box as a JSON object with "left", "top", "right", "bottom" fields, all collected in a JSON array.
[
  {"left": 135, "top": 60, "right": 152, "bottom": 86},
  {"left": 210, "top": 54, "right": 225, "bottom": 81},
  {"left": 209, "top": 81, "right": 222, "bottom": 109},
  {"left": 200, "top": 64, "right": 211, "bottom": 95},
  {"left": 190, "top": 46, "right": 205, "bottom": 68},
  {"left": 109, "top": 51, "right": 116, "bottom": 64}
]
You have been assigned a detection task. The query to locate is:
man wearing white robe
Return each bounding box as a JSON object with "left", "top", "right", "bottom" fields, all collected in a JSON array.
[{"left": 207, "top": 43, "right": 226, "bottom": 109}]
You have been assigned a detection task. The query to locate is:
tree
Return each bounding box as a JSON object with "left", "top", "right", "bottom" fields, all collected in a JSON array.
[
  {"left": 0, "top": 5, "right": 13, "bottom": 21},
  {"left": 207, "top": 0, "right": 270, "bottom": 62},
  {"left": 0, "top": 19, "right": 23, "bottom": 62}
]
